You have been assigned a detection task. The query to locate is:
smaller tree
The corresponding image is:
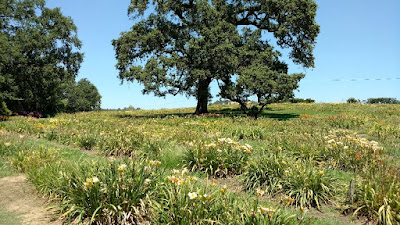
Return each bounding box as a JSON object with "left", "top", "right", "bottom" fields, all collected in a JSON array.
[
  {"left": 65, "top": 79, "right": 101, "bottom": 112},
  {"left": 347, "top": 97, "right": 359, "bottom": 104},
  {"left": 0, "top": 74, "right": 16, "bottom": 117}
]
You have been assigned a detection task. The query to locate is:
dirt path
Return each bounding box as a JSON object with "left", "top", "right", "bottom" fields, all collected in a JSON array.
[{"left": 0, "top": 175, "right": 62, "bottom": 225}]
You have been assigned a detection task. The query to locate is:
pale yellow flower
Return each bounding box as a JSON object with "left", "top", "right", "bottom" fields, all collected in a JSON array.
[
  {"left": 4, "top": 142, "right": 11, "bottom": 147},
  {"left": 221, "top": 184, "right": 228, "bottom": 194},
  {"left": 92, "top": 177, "right": 100, "bottom": 184},
  {"left": 188, "top": 192, "right": 198, "bottom": 199},
  {"left": 258, "top": 206, "right": 275, "bottom": 213},
  {"left": 256, "top": 188, "right": 265, "bottom": 197},
  {"left": 242, "top": 144, "right": 252, "bottom": 153},
  {"left": 169, "top": 176, "right": 181, "bottom": 184},
  {"left": 167, "top": 176, "right": 174, "bottom": 182},
  {"left": 206, "top": 143, "right": 216, "bottom": 149},
  {"left": 84, "top": 177, "right": 99, "bottom": 189},
  {"left": 203, "top": 194, "right": 210, "bottom": 199},
  {"left": 84, "top": 181, "right": 90, "bottom": 189},
  {"left": 144, "top": 179, "right": 151, "bottom": 185},
  {"left": 118, "top": 164, "right": 127, "bottom": 172},
  {"left": 181, "top": 168, "right": 189, "bottom": 176},
  {"left": 284, "top": 196, "right": 295, "bottom": 205}
]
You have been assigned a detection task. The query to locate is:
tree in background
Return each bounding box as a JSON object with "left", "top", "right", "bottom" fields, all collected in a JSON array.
[
  {"left": 347, "top": 97, "right": 360, "bottom": 104},
  {"left": 0, "top": 73, "right": 15, "bottom": 117},
  {"left": 113, "top": 0, "right": 319, "bottom": 115},
  {"left": 0, "top": 0, "right": 83, "bottom": 116},
  {"left": 367, "top": 98, "right": 399, "bottom": 104},
  {"left": 65, "top": 79, "right": 101, "bottom": 113}
]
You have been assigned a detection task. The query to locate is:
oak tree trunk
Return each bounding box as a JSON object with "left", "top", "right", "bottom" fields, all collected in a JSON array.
[{"left": 194, "top": 78, "right": 211, "bottom": 114}]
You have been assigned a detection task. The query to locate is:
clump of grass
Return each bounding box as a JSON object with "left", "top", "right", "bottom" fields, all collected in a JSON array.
[
  {"left": 77, "top": 134, "right": 97, "bottom": 150},
  {"left": 149, "top": 168, "right": 301, "bottom": 224},
  {"left": 243, "top": 148, "right": 337, "bottom": 209},
  {"left": 283, "top": 163, "right": 337, "bottom": 209},
  {"left": 11, "top": 147, "right": 58, "bottom": 173},
  {"left": 243, "top": 146, "right": 290, "bottom": 190},
  {"left": 322, "top": 129, "right": 385, "bottom": 171},
  {"left": 53, "top": 159, "right": 163, "bottom": 224},
  {"left": 97, "top": 129, "right": 146, "bottom": 155},
  {"left": 10, "top": 144, "right": 164, "bottom": 224},
  {"left": 183, "top": 138, "right": 252, "bottom": 177},
  {"left": 352, "top": 165, "right": 400, "bottom": 224}
]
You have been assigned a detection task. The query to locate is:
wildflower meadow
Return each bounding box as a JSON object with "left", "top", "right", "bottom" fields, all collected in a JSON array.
[{"left": 0, "top": 103, "right": 399, "bottom": 224}]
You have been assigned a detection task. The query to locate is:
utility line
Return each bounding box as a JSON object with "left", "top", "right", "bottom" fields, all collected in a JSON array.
[{"left": 330, "top": 77, "right": 400, "bottom": 82}]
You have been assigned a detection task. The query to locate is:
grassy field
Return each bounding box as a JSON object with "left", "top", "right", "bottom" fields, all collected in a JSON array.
[{"left": 0, "top": 103, "right": 399, "bottom": 224}]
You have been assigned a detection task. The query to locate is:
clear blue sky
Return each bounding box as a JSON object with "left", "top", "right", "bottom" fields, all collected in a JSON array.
[{"left": 46, "top": 0, "right": 400, "bottom": 109}]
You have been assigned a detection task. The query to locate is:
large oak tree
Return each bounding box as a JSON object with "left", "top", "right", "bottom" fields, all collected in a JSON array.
[
  {"left": 0, "top": 0, "right": 83, "bottom": 115},
  {"left": 113, "top": 0, "right": 319, "bottom": 115},
  {"left": 64, "top": 78, "right": 102, "bottom": 113}
]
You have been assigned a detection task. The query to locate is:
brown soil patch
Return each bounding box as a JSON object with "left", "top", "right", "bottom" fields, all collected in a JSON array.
[{"left": 0, "top": 175, "right": 62, "bottom": 225}]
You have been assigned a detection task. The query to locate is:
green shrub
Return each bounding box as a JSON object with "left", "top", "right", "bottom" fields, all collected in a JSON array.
[{"left": 0, "top": 101, "right": 12, "bottom": 119}]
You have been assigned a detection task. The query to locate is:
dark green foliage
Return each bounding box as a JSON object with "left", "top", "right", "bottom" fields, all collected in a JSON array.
[
  {"left": 0, "top": 102, "right": 12, "bottom": 118},
  {"left": 289, "top": 98, "right": 315, "bottom": 103},
  {"left": 113, "top": 0, "right": 319, "bottom": 115},
  {"left": 367, "top": 98, "right": 399, "bottom": 104},
  {"left": 65, "top": 78, "right": 101, "bottom": 113},
  {"left": 0, "top": 0, "right": 83, "bottom": 116},
  {"left": 346, "top": 97, "right": 359, "bottom": 104}
]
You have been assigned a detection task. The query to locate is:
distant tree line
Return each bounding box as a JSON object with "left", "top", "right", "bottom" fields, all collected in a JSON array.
[
  {"left": 214, "top": 98, "right": 315, "bottom": 105},
  {"left": 286, "top": 98, "right": 315, "bottom": 103},
  {"left": 0, "top": 0, "right": 101, "bottom": 118},
  {"left": 102, "top": 105, "right": 142, "bottom": 111},
  {"left": 347, "top": 97, "right": 399, "bottom": 104}
]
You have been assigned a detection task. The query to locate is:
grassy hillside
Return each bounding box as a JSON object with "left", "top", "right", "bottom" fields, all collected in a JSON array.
[{"left": 0, "top": 103, "right": 399, "bottom": 224}]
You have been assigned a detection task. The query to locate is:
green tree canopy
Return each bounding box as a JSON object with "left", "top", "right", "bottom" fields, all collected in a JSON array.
[
  {"left": 113, "top": 0, "right": 319, "bottom": 115},
  {"left": 65, "top": 78, "right": 102, "bottom": 113},
  {"left": 0, "top": 0, "right": 83, "bottom": 115}
]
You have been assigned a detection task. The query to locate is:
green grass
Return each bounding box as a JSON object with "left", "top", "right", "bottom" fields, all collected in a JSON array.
[
  {"left": 0, "top": 160, "right": 16, "bottom": 178},
  {"left": 0, "top": 208, "right": 21, "bottom": 225}
]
